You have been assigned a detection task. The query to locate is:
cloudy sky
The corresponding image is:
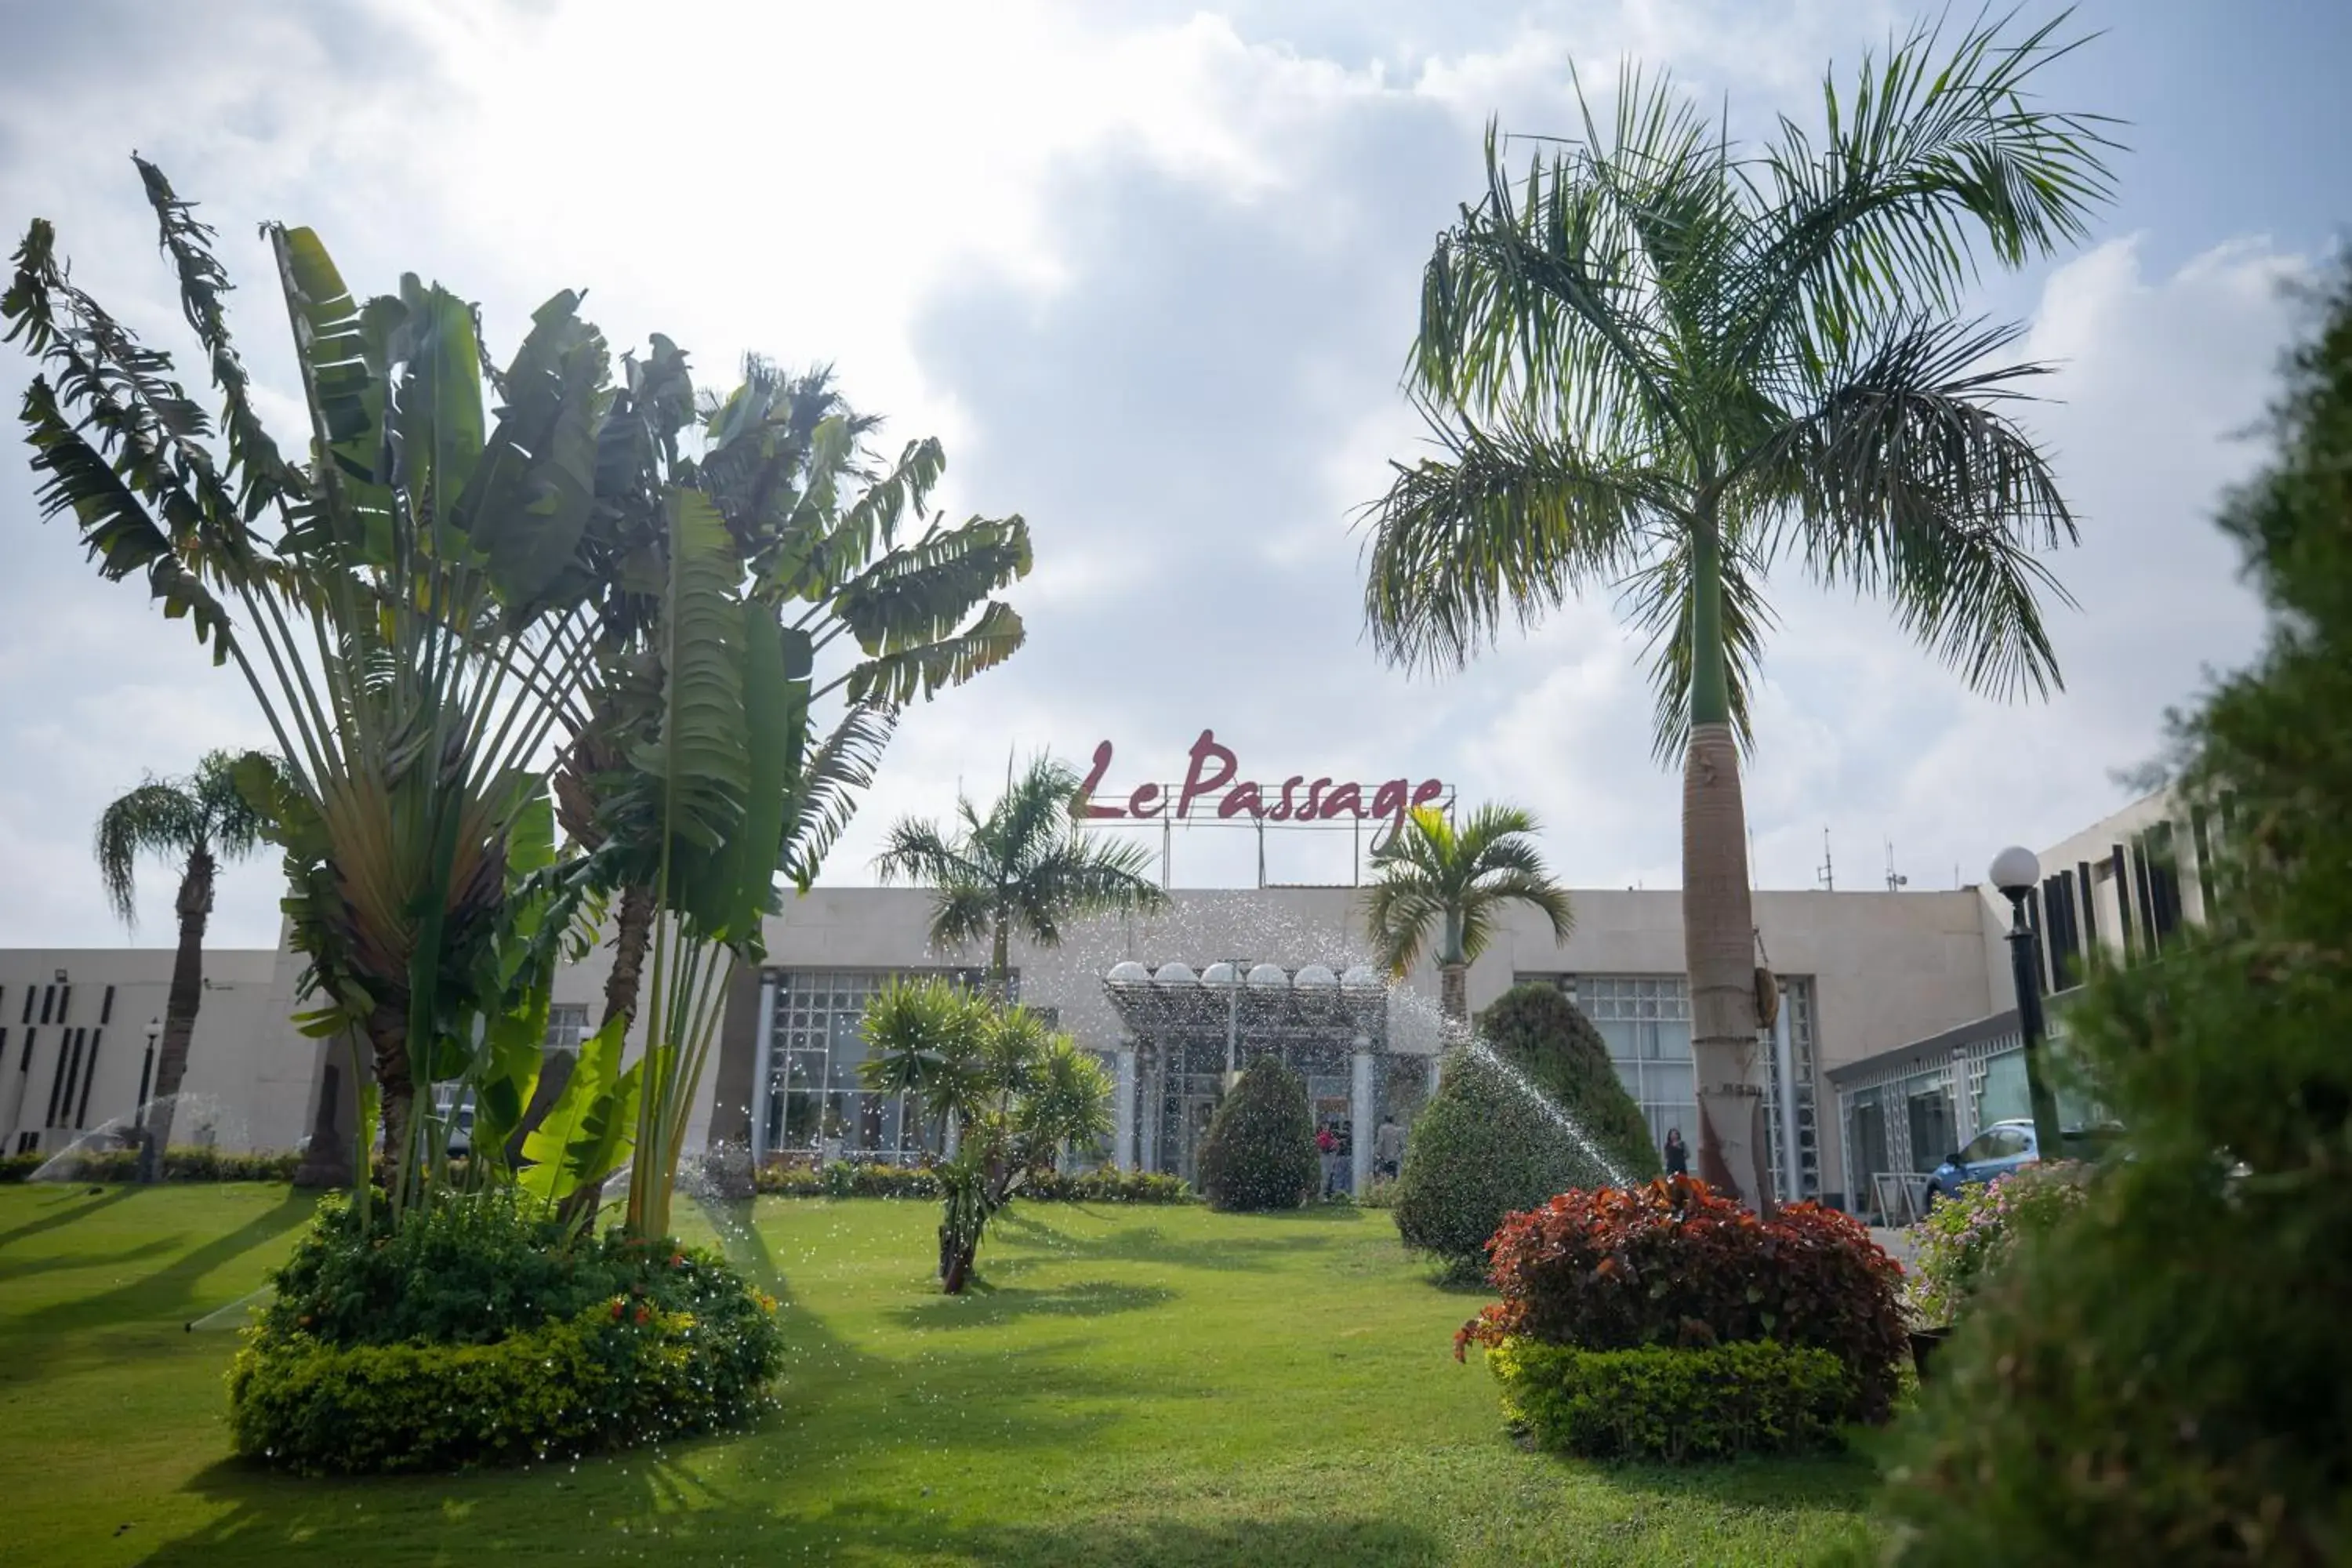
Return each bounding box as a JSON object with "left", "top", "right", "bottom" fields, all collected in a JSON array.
[{"left": 2, "top": 0, "right": 2347, "bottom": 949}]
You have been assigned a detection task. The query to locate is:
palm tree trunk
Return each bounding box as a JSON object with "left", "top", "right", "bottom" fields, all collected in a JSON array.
[
  {"left": 603, "top": 880, "right": 656, "bottom": 1032},
  {"left": 989, "top": 918, "right": 1011, "bottom": 1007},
  {"left": 1682, "top": 521, "right": 1771, "bottom": 1211},
  {"left": 367, "top": 996, "right": 414, "bottom": 1194},
  {"left": 1439, "top": 961, "right": 1470, "bottom": 1044},
  {"left": 559, "top": 879, "right": 655, "bottom": 1229},
  {"left": 137, "top": 848, "right": 214, "bottom": 1178}
]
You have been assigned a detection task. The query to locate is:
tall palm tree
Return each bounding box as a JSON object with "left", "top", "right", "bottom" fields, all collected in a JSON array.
[
  {"left": 94, "top": 750, "right": 276, "bottom": 1173},
  {"left": 1363, "top": 803, "right": 1574, "bottom": 1038},
  {"left": 1359, "top": 15, "right": 2115, "bottom": 1208},
  {"left": 876, "top": 753, "right": 1170, "bottom": 1003}
]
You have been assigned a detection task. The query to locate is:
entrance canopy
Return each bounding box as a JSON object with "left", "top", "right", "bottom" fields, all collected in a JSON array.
[{"left": 1102, "top": 960, "right": 1390, "bottom": 1044}]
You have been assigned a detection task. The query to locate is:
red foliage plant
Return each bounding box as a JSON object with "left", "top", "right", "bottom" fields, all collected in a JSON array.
[{"left": 1454, "top": 1175, "right": 1908, "bottom": 1423}]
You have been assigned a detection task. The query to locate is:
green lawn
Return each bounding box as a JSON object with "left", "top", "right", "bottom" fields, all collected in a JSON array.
[{"left": 0, "top": 1183, "right": 1882, "bottom": 1566}]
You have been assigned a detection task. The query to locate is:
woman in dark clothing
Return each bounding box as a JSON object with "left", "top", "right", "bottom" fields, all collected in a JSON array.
[{"left": 1663, "top": 1127, "right": 1690, "bottom": 1177}]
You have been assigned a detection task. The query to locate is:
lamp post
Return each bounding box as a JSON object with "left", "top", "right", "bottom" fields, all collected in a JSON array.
[
  {"left": 137, "top": 1018, "right": 161, "bottom": 1123},
  {"left": 136, "top": 1017, "right": 162, "bottom": 1183},
  {"left": 1990, "top": 847, "right": 2067, "bottom": 1159}
]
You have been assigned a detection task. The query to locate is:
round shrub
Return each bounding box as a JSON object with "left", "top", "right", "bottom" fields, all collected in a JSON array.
[
  {"left": 1457, "top": 1176, "right": 1907, "bottom": 1425},
  {"left": 1905, "top": 1161, "right": 2091, "bottom": 1326},
  {"left": 1196, "top": 1057, "right": 1317, "bottom": 1212},
  {"left": 1391, "top": 1045, "right": 1627, "bottom": 1279},
  {"left": 1477, "top": 983, "right": 1662, "bottom": 1182},
  {"left": 1486, "top": 1338, "right": 1849, "bottom": 1463},
  {"left": 233, "top": 1191, "right": 783, "bottom": 1474}
]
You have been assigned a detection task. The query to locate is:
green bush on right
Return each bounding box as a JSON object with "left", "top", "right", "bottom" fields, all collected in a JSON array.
[{"left": 1869, "top": 264, "right": 2352, "bottom": 1564}]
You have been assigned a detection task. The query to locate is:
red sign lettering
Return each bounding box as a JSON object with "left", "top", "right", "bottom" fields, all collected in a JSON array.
[{"left": 1076, "top": 734, "right": 1445, "bottom": 827}]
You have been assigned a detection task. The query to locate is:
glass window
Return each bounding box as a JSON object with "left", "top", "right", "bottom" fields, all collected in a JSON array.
[{"left": 1962, "top": 1125, "right": 2029, "bottom": 1162}]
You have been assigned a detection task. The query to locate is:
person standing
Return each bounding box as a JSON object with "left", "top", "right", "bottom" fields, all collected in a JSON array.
[
  {"left": 1663, "top": 1126, "right": 1690, "bottom": 1178},
  {"left": 1316, "top": 1123, "right": 1338, "bottom": 1196},
  {"left": 1373, "top": 1113, "right": 1405, "bottom": 1182}
]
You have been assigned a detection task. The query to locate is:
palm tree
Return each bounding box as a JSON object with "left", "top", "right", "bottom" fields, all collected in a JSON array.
[
  {"left": 876, "top": 753, "right": 1170, "bottom": 1002},
  {"left": 94, "top": 750, "right": 276, "bottom": 1174},
  {"left": 10, "top": 162, "right": 623, "bottom": 1203},
  {"left": 1363, "top": 803, "right": 1574, "bottom": 1039},
  {"left": 555, "top": 357, "right": 1032, "bottom": 1049},
  {"left": 1359, "top": 15, "right": 2115, "bottom": 1208},
  {"left": 860, "top": 978, "right": 1114, "bottom": 1292}
]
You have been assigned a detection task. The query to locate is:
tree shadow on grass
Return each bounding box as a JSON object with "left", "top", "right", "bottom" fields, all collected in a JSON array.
[
  {"left": 0, "top": 1182, "right": 139, "bottom": 1250},
  {"left": 0, "top": 1234, "right": 175, "bottom": 1286},
  {"left": 139, "top": 1462, "right": 1446, "bottom": 1567},
  {"left": 1573, "top": 1446, "right": 1880, "bottom": 1515},
  {"left": 891, "top": 1278, "right": 1177, "bottom": 1331},
  {"left": 988, "top": 1210, "right": 1334, "bottom": 1272},
  {"left": 14, "top": 1191, "right": 311, "bottom": 1337}
]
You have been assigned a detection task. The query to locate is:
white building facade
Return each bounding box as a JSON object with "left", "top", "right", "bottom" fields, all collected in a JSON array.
[{"left": 3, "top": 793, "right": 2195, "bottom": 1211}]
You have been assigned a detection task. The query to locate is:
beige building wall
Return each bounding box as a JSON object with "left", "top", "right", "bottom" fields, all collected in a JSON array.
[
  {"left": 0, "top": 948, "right": 279, "bottom": 1156},
  {"left": 5, "top": 789, "right": 2188, "bottom": 1208}
]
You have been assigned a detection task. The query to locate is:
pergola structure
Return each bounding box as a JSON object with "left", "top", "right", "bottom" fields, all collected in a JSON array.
[{"left": 1101, "top": 960, "right": 1402, "bottom": 1193}]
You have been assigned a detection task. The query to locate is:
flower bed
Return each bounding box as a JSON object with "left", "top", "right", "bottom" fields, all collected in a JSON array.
[
  {"left": 229, "top": 1192, "right": 782, "bottom": 1475},
  {"left": 1906, "top": 1161, "right": 2091, "bottom": 1325},
  {"left": 1456, "top": 1176, "right": 1908, "bottom": 1453}
]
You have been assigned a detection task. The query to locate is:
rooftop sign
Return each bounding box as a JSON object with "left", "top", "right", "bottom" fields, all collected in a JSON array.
[{"left": 1079, "top": 731, "right": 1446, "bottom": 824}]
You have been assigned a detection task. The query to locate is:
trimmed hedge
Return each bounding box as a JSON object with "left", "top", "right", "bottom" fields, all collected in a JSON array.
[
  {"left": 1486, "top": 1338, "right": 1849, "bottom": 1463},
  {"left": 1459, "top": 1177, "right": 1907, "bottom": 1425},
  {"left": 0, "top": 1147, "right": 301, "bottom": 1184},
  {"left": 1196, "top": 1057, "right": 1319, "bottom": 1212},
  {"left": 230, "top": 1294, "right": 779, "bottom": 1475},
  {"left": 1476, "top": 984, "right": 1662, "bottom": 1182},
  {"left": 1392, "top": 1045, "right": 1627, "bottom": 1279},
  {"left": 751, "top": 1160, "right": 1193, "bottom": 1205},
  {"left": 231, "top": 1191, "right": 783, "bottom": 1474}
]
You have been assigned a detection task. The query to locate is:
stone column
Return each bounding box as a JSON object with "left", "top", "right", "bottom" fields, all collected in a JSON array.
[
  {"left": 1139, "top": 1046, "right": 1161, "bottom": 1174},
  {"left": 1350, "top": 1044, "right": 1375, "bottom": 1195},
  {"left": 1770, "top": 985, "right": 1802, "bottom": 1200},
  {"left": 749, "top": 975, "right": 778, "bottom": 1167},
  {"left": 1115, "top": 1045, "right": 1138, "bottom": 1170}
]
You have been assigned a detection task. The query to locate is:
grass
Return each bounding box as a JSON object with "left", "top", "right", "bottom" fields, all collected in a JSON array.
[{"left": 0, "top": 1183, "right": 1883, "bottom": 1566}]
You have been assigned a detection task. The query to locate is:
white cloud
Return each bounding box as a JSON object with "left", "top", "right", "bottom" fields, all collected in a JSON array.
[{"left": 0, "top": 1, "right": 2314, "bottom": 953}]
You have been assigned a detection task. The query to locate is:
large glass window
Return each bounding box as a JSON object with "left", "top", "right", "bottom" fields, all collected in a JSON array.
[{"left": 763, "top": 967, "right": 1000, "bottom": 1162}]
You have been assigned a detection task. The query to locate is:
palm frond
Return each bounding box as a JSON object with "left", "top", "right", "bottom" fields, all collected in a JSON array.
[
  {"left": 1617, "top": 535, "right": 1776, "bottom": 764},
  {"left": 1739, "top": 8, "right": 2121, "bottom": 358},
  {"left": 133, "top": 157, "right": 302, "bottom": 521},
  {"left": 1359, "top": 408, "right": 1676, "bottom": 673},
  {"left": 781, "top": 699, "right": 898, "bottom": 890},
  {"left": 1753, "top": 314, "right": 2077, "bottom": 700},
  {"left": 94, "top": 780, "right": 201, "bottom": 928},
  {"left": 839, "top": 601, "right": 1026, "bottom": 709},
  {"left": 830, "top": 514, "right": 1032, "bottom": 655}
]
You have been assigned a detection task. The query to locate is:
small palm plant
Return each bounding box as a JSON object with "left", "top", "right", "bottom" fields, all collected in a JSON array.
[
  {"left": 876, "top": 753, "right": 1170, "bottom": 1002},
  {"left": 1363, "top": 804, "right": 1574, "bottom": 1040},
  {"left": 860, "top": 978, "right": 1114, "bottom": 1293},
  {"left": 94, "top": 750, "right": 280, "bottom": 1174}
]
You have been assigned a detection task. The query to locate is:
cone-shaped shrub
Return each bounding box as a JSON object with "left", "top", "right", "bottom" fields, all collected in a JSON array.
[
  {"left": 1478, "top": 984, "right": 1662, "bottom": 1182},
  {"left": 1392, "top": 1042, "right": 1628, "bottom": 1279},
  {"left": 1196, "top": 1056, "right": 1317, "bottom": 1212}
]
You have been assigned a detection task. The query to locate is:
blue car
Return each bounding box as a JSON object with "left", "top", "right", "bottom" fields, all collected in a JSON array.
[{"left": 1926, "top": 1119, "right": 2121, "bottom": 1204}]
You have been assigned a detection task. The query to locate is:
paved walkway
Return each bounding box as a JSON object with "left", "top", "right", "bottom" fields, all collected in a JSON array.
[{"left": 1871, "top": 1226, "right": 1921, "bottom": 1272}]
